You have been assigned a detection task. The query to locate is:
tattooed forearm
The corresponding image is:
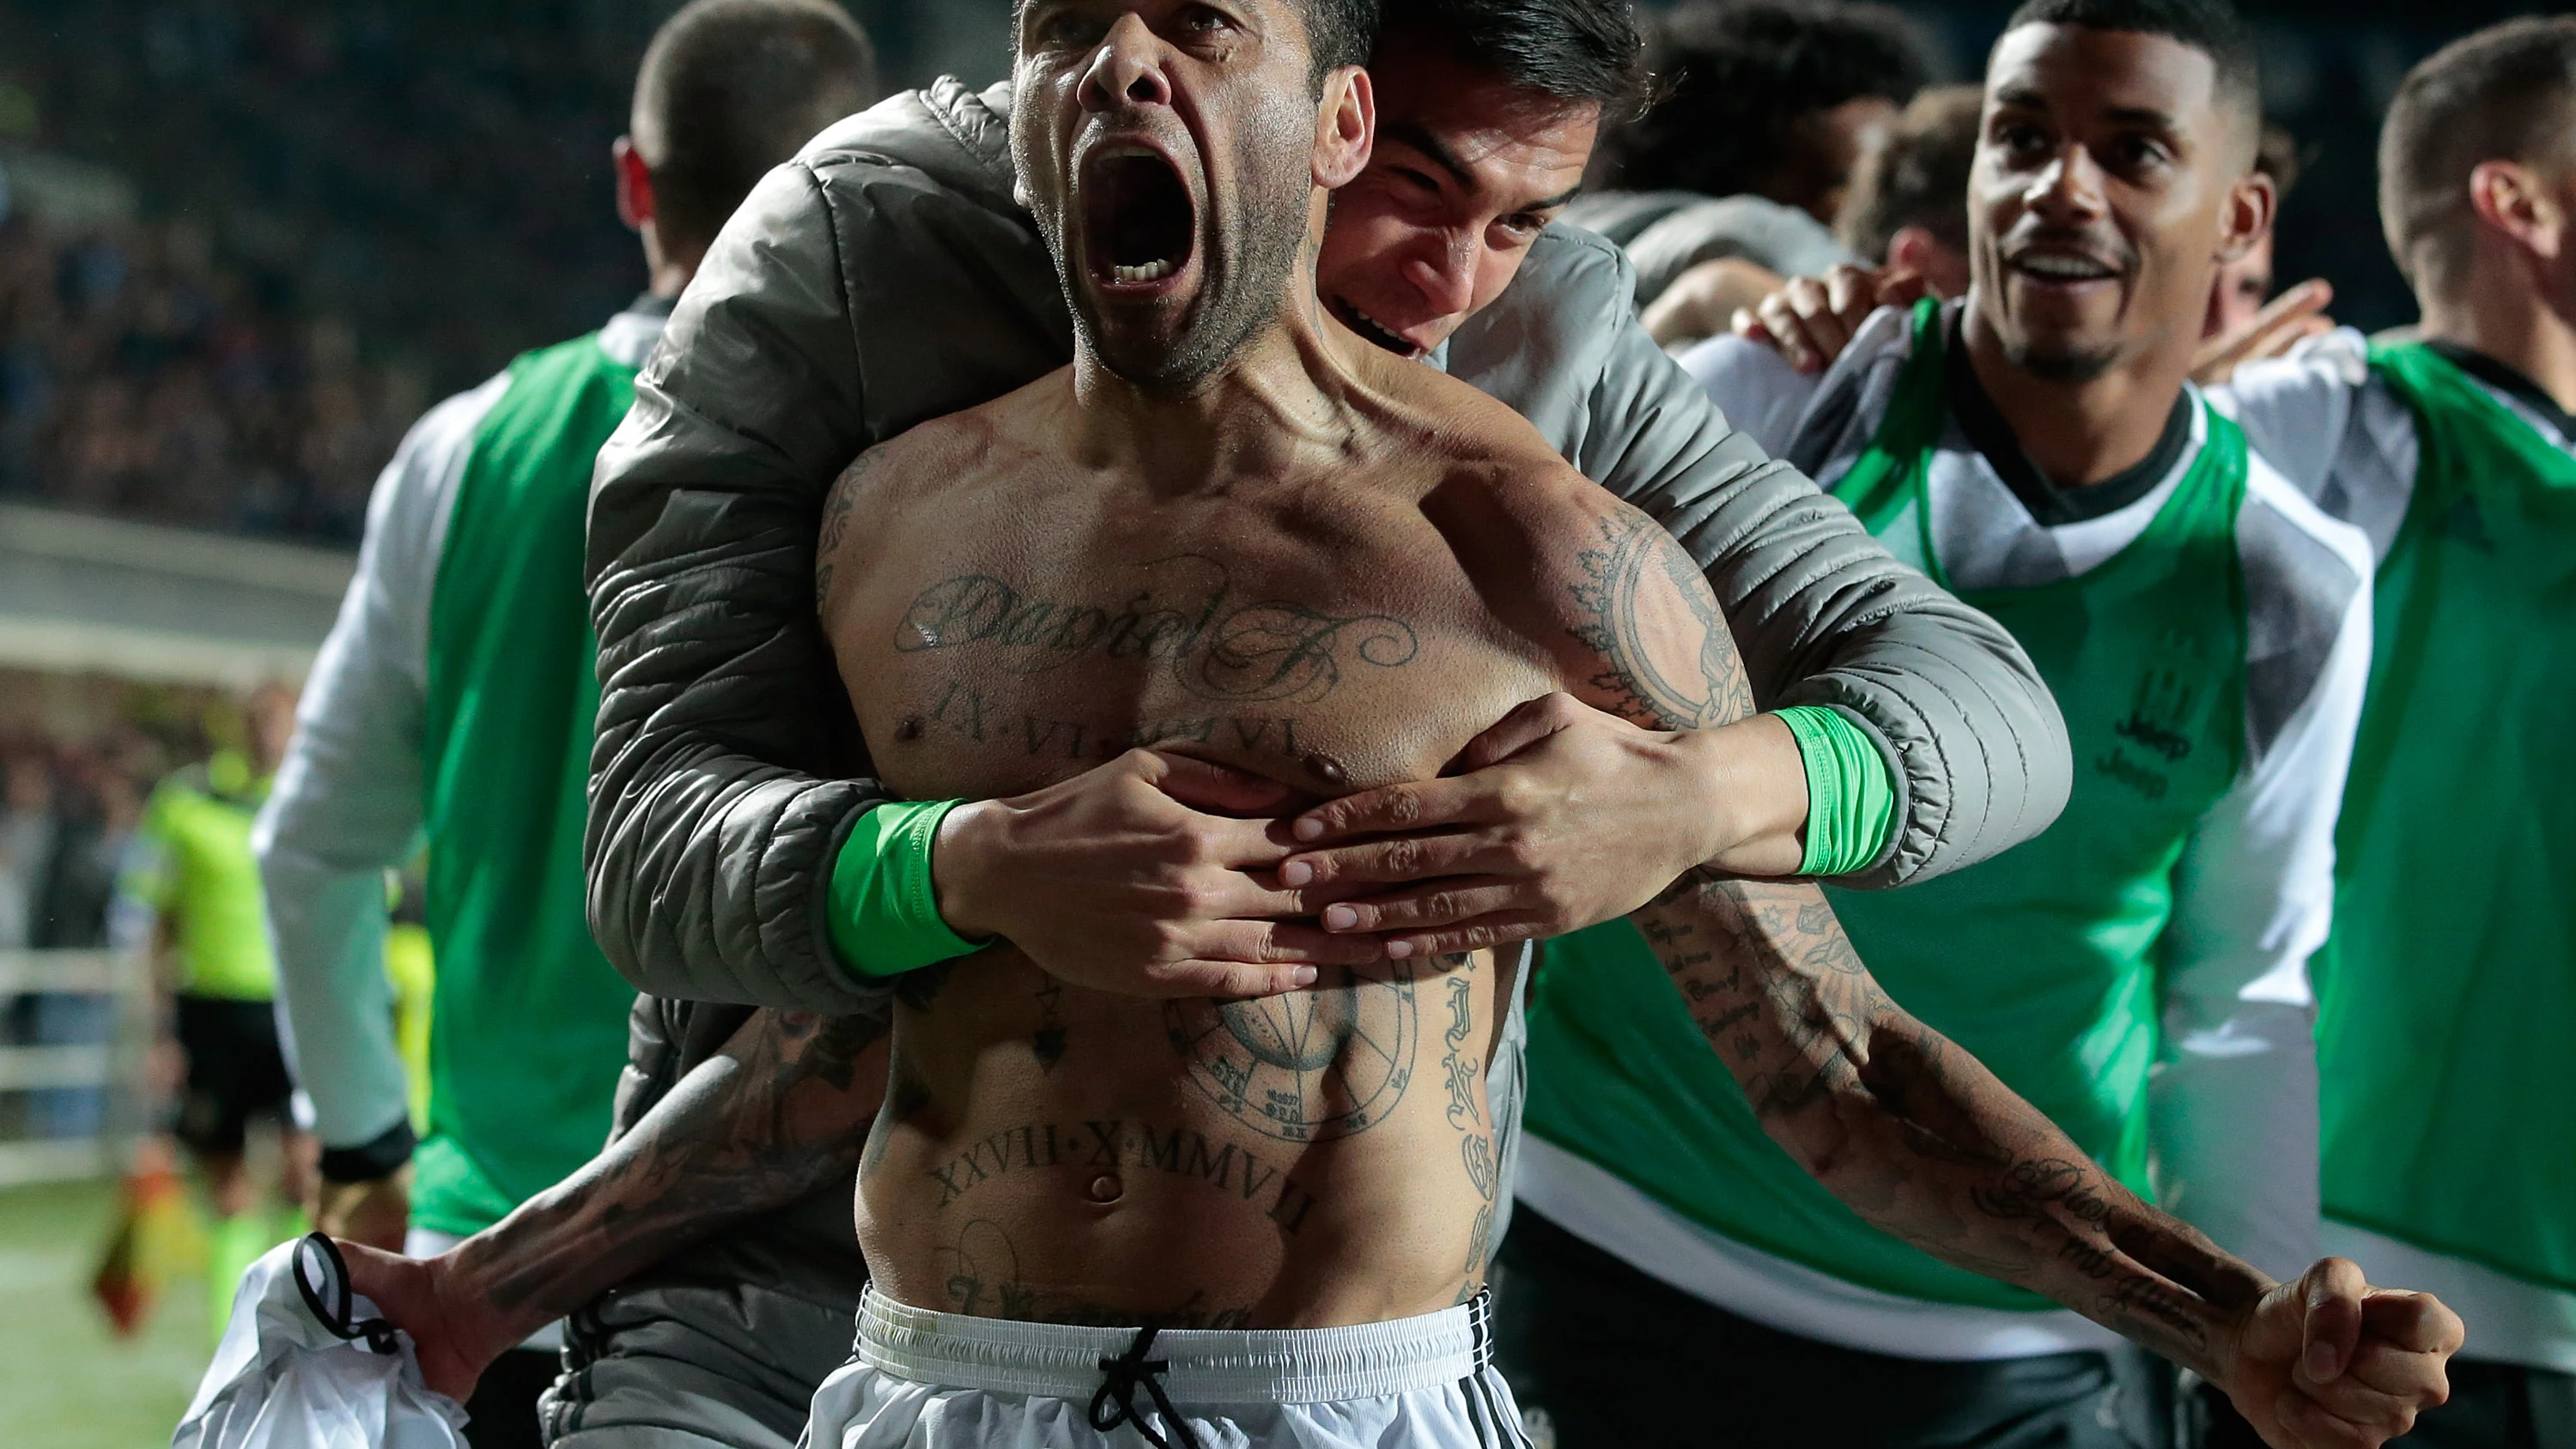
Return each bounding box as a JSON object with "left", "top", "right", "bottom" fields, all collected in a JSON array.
[
  {"left": 1626, "top": 876, "right": 2266, "bottom": 1375},
  {"left": 452, "top": 1009, "right": 890, "bottom": 1322}
]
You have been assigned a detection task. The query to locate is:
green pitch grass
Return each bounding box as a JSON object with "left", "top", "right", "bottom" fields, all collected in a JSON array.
[{"left": 0, "top": 1179, "right": 211, "bottom": 1449}]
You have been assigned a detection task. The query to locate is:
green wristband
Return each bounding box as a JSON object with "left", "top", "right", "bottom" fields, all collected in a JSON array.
[
  {"left": 827, "top": 799, "right": 982, "bottom": 979},
  {"left": 1775, "top": 706, "right": 1898, "bottom": 878}
]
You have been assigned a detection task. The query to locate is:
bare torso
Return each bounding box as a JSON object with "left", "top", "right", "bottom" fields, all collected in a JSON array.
[{"left": 820, "top": 352, "right": 1732, "bottom": 1328}]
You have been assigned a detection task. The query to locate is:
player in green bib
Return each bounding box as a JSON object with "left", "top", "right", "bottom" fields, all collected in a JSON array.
[
  {"left": 252, "top": 5, "right": 878, "bottom": 1445},
  {"left": 2214, "top": 18, "right": 2576, "bottom": 1443},
  {"left": 1504, "top": 4, "right": 2384, "bottom": 1444}
]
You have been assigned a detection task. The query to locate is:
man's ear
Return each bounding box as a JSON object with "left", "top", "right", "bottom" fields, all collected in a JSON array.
[
  {"left": 1312, "top": 64, "right": 1374, "bottom": 190},
  {"left": 614, "top": 136, "right": 655, "bottom": 232},
  {"left": 1885, "top": 227, "right": 1971, "bottom": 300},
  {"left": 2469, "top": 159, "right": 2569, "bottom": 264},
  {"left": 2214, "top": 167, "right": 2276, "bottom": 265},
  {"left": 1887, "top": 227, "right": 1935, "bottom": 275}
]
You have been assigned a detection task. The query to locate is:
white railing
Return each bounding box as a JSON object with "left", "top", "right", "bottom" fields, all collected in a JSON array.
[{"left": 0, "top": 949, "right": 155, "bottom": 1187}]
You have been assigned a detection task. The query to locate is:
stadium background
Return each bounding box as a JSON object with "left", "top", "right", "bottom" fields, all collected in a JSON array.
[{"left": 0, "top": 2, "right": 2551, "bottom": 1446}]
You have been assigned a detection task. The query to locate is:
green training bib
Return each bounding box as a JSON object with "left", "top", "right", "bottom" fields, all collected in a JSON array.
[
  {"left": 414, "top": 334, "right": 647, "bottom": 1237},
  {"left": 1527, "top": 300, "right": 2249, "bottom": 1308},
  {"left": 2314, "top": 343, "right": 2576, "bottom": 1294}
]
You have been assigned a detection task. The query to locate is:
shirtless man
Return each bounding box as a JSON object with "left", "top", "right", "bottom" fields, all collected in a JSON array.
[{"left": 784, "top": 3, "right": 2460, "bottom": 1446}]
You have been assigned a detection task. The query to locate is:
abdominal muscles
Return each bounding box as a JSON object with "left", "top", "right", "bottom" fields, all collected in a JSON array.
[{"left": 857, "top": 945, "right": 1502, "bottom": 1330}]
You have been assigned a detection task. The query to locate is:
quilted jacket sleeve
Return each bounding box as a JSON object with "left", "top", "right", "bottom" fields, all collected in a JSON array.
[
  {"left": 1449, "top": 227, "right": 2069, "bottom": 885},
  {"left": 584, "top": 85, "right": 1068, "bottom": 1012},
  {"left": 585, "top": 162, "right": 887, "bottom": 1012}
]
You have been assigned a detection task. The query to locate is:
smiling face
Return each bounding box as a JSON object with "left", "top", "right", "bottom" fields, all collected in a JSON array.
[
  {"left": 1315, "top": 47, "right": 1600, "bottom": 360},
  {"left": 1970, "top": 24, "right": 2266, "bottom": 382},
  {"left": 1012, "top": 0, "right": 1360, "bottom": 389}
]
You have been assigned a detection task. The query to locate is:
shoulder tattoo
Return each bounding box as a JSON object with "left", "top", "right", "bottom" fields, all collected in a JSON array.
[{"left": 1566, "top": 507, "right": 1756, "bottom": 731}]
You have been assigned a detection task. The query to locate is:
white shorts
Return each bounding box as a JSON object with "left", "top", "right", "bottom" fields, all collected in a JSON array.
[{"left": 800, "top": 1286, "right": 1532, "bottom": 1449}]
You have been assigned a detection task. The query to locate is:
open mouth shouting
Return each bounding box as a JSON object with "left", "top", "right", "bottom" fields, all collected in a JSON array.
[{"left": 1081, "top": 142, "right": 1200, "bottom": 297}]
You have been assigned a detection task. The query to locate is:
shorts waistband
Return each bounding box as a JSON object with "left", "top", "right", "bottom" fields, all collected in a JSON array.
[{"left": 854, "top": 1285, "right": 1496, "bottom": 1404}]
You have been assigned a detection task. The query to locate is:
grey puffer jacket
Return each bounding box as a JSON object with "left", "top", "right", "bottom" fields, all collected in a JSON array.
[{"left": 585, "top": 78, "right": 2068, "bottom": 1017}]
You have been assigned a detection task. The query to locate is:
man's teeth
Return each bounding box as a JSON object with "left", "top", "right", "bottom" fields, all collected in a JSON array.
[
  {"left": 2017, "top": 255, "right": 2112, "bottom": 279},
  {"left": 1112, "top": 259, "right": 1176, "bottom": 283},
  {"left": 1346, "top": 304, "right": 1413, "bottom": 353}
]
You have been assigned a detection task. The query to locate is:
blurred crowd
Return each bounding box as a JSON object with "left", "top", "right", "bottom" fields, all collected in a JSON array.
[
  {"left": 0, "top": 720, "right": 173, "bottom": 955},
  {"left": 0, "top": 0, "right": 658, "bottom": 543},
  {"left": 0, "top": 718, "right": 163, "bottom": 1145},
  {"left": 0, "top": 210, "right": 422, "bottom": 540}
]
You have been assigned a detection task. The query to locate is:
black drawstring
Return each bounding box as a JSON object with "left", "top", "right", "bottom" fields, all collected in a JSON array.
[
  {"left": 1086, "top": 1325, "right": 1204, "bottom": 1449},
  {"left": 291, "top": 1233, "right": 400, "bottom": 1355}
]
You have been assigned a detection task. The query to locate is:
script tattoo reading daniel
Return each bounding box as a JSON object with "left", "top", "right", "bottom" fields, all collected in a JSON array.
[{"left": 887, "top": 553, "right": 1418, "bottom": 767}]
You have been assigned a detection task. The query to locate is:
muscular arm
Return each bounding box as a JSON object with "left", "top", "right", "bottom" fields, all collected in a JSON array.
[
  {"left": 1527, "top": 488, "right": 2258, "bottom": 1364},
  {"left": 1633, "top": 876, "right": 2262, "bottom": 1368},
  {"left": 1553, "top": 491, "right": 2454, "bottom": 1445},
  {"left": 340, "top": 1007, "right": 889, "bottom": 1398}
]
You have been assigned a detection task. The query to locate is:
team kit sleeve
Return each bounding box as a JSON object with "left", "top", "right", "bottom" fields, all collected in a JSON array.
[
  {"left": 2145, "top": 479, "right": 2377, "bottom": 1282},
  {"left": 2208, "top": 330, "right": 2370, "bottom": 505},
  {"left": 252, "top": 375, "right": 503, "bottom": 1168}
]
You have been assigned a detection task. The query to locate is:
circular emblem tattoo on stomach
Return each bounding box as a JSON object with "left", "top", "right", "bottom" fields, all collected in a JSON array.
[{"left": 1164, "top": 964, "right": 1417, "bottom": 1141}]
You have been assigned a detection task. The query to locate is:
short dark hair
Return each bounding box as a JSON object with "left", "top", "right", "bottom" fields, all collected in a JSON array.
[
  {"left": 1998, "top": 0, "right": 2259, "bottom": 150},
  {"left": 633, "top": 0, "right": 881, "bottom": 256},
  {"left": 1301, "top": 0, "right": 1383, "bottom": 78},
  {"left": 1590, "top": 0, "right": 1934, "bottom": 198},
  {"left": 1377, "top": 0, "right": 1649, "bottom": 114},
  {"left": 2379, "top": 15, "right": 2576, "bottom": 300},
  {"left": 1838, "top": 83, "right": 1981, "bottom": 262}
]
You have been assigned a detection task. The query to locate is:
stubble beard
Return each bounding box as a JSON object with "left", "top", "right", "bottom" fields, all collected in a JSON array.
[
  {"left": 1062, "top": 132, "right": 1317, "bottom": 393},
  {"left": 2006, "top": 336, "right": 2123, "bottom": 384}
]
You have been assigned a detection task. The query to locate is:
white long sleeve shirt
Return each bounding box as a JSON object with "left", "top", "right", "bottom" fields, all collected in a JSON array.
[{"left": 252, "top": 306, "right": 665, "bottom": 1154}]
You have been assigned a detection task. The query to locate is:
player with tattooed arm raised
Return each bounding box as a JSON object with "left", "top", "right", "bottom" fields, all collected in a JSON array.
[{"left": 774, "top": 3, "right": 2461, "bottom": 1446}]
